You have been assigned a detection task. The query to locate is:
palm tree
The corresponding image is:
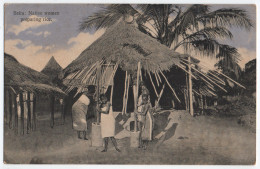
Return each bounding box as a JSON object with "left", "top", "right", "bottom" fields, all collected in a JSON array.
[
  {"left": 79, "top": 4, "right": 253, "bottom": 73},
  {"left": 214, "top": 45, "right": 242, "bottom": 80}
]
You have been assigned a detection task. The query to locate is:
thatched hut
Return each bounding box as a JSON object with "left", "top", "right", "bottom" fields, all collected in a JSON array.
[
  {"left": 62, "top": 20, "right": 185, "bottom": 114},
  {"left": 4, "top": 53, "right": 66, "bottom": 135},
  {"left": 62, "top": 20, "right": 240, "bottom": 118},
  {"left": 40, "top": 56, "right": 65, "bottom": 116},
  {"left": 41, "top": 56, "right": 63, "bottom": 84}
]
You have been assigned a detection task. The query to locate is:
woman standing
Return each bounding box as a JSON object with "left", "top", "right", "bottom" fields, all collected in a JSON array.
[
  {"left": 136, "top": 94, "right": 154, "bottom": 150},
  {"left": 72, "top": 89, "right": 90, "bottom": 140},
  {"left": 98, "top": 94, "right": 120, "bottom": 152}
]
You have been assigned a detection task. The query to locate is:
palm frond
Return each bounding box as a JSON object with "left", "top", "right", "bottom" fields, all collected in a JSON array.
[
  {"left": 79, "top": 4, "right": 138, "bottom": 31},
  {"left": 180, "top": 39, "right": 241, "bottom": 79},
  {"left": 215, "top": 45, "right": 241, "bottom": 79},
  {"left": 197, "top": 8, "right": 253, "bottom": 30},
  {"left": 168, "top": 5, "right": 210, "bottom": 46},
  {"left": 173, "top": 26, "right": 233, "bottom": 50},
  {"left": 182, "top": 39, "right": 220, "bottom": 57}
]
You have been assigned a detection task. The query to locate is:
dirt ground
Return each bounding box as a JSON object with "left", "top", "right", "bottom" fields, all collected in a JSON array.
[{"left": 4, "top": 109, "right": 256, "bottom": 165}]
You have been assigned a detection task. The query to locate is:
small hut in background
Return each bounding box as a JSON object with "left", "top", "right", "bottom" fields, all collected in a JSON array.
[
  {"left": 40, "top": 56, "right": 65, "bottom": 117},
  {"left": 41, "top": 56, "right": 63, "bottom": 84},
  {"left": 4, "top": 53, "right": 66, "bottom": 135}
]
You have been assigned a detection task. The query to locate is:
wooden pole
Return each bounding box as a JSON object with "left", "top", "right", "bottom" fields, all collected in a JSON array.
[
  {"left": 122, "top": 71, "right": 128, "bottom": 114},
  {"left": 61, "top": 99, "right": 65, "bottom": 125},
  {"left": 216, "top": 70, "right": 246, "bottom": 89},
  {"left": 8, "top": 90, "right": 13, "bottom": 129},
  {"left": 184, "top": 90, "right": 188, "bottom": 111},
  {"left": 32, "top": 94, "right": 36, "bottom": 131},
  {"left": 50, "top": 95, "right": 55, "bottom": 128},
  {"left": 19, "top": 93, "right": 24, "bottom": 135},
  {"left": 134, "top": 62, "right": 141, "bottom": 132},
  {"left": 14, "top": 94, "right": 18, "bottom": 135},
  {"left": 186, "top": 74, "right": 189, "bottom": 111},
  {"left": 27, "top": 92, "right": 31, "bottom": 133},
  {"left": 96, "top": 65, "right": 101, "bottom": 125},
  {"left": 159, "top": 70, "right": 181, "bottom": 103},
  {"left": 148, "top": 72, "right": 159, "bottom": 97},
  {"left": 200, "top": 94, "right": 204, "bottom": 114},
  {"left": 125, "top": 74, "right": 130, "bottom": 114},
  {"left": 110, "top": 82, "right": 114, "bottom": 106},
  {"left": 155, "top": 84, "right": 165, "bottom": 107},
  {"left": 204, "top": 96, "right": 208, "bottom": 109},
  {"left": 188, "top": 56, "right": 194, "bottom": 116}
]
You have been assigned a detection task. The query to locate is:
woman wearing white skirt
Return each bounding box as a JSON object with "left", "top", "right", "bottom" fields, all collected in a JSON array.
[
  {"left": 136, "top": 94, "right": 154, "bottom": 150},
  {"left": 98, "top": 94, "right": 120, "bottom": 152}
]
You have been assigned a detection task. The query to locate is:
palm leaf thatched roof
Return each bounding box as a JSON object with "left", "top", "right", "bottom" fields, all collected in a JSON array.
[
  {"left": 41, "top": 56, "right": 63, "bottom": 80},
  {"left": 4, "top": 53, "right": 65, "bottom": 96},
  {"left": 64, "top": 20, "right": 182, "bottom": 76},
  {"left": 63, "top": 20, "right": 244, "bottom": 100}
]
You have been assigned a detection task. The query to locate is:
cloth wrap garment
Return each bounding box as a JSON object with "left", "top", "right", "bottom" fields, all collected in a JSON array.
[
  {"left": 72, "top": 95, "right": 90, "bottom": 131},
  {"left": 139, "top": 103, "right": 154, "bottom": 141},
  {"left": 101, "top": 105, "right": 115, "bottom": 138}
]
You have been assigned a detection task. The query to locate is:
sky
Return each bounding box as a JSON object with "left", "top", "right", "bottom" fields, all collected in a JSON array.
[{"left": 4, "top": 4, "right": 256, "bottom": 71}]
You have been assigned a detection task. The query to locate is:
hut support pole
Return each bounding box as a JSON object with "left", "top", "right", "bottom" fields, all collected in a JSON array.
[
  {"left": 122, "top": 71, "right": 128, "bottom": 114},
  {"left": 125, "top": 75, "right": 130, "bottom": 114},
  {"left": 32, "top": 94, "right": 36, "bottom": 131},
  {"left": 188, "top": 56, "right": 194, "bottom": 116},
  {"left": 134, "top": 62, "right": 141, "bottom": 132},
  {"left": 200, "top": 94, "right": 204, "bottom": 114},
  {"left": 50, "top": 95, "right": 55, "bottom": 128},
  {"left": 96, "top": 65, "right": 101, "bottom": 125},
  {"left": 61, "top": 99, "right": 65, "bottom": 125},
  {"left": 110, "top": 82, "right": 114, "bottom": 105},
  {"left": 8, "top": 90, "right": 13, "bottom": 129},
  {"left": 184, "top": 90, "right": 187, "bottom": 111},
  {"left": 204, "top": 96, "right": 207, "bottom": 109},
  {"left": 186, "top": 75, "right": 189, "bottom": 111},
  {"left": 27, "top": 92, "right": 31, "bottom": 133},
  {"left": 14, "top": 94, "right": 18, "bottom": 135},
  {"left": 19, "top": 93, "right": 24, "bottom": 135}
]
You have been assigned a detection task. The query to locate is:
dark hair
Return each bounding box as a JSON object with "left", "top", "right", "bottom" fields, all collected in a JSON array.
[
  {"left": 140, "top": 81, "right": 145, "bottom": 86},
  {"left": 142, "top": 94, "right": 148, "bottom": 99},
  {"left": 100, "top": 94, "right": 107, "bottom": 99}
]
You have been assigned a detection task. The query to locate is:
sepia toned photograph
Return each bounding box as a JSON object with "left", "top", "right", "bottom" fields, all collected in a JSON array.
[{"left": 3, "top": 3, "right": 256, "bottom": 165}]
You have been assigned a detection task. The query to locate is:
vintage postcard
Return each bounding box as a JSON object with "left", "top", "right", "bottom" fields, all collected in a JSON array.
[{"left": 3, "top": 3, "right": 256, "bottom": 165}]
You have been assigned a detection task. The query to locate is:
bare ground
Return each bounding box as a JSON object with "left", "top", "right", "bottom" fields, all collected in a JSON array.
[{"left": 4, "top": 110, "right": 256, "bottom": 164}]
